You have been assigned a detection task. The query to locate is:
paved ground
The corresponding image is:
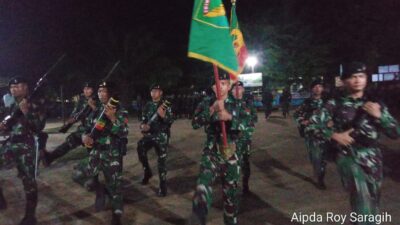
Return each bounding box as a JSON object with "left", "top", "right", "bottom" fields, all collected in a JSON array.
[{"left": 1, "top": 111, "right": 400, "bottom": 225}]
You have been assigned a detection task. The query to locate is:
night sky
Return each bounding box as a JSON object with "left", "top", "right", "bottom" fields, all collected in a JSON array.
[{"left": 1, "top": 0, "right": 399, "bottom": 90}]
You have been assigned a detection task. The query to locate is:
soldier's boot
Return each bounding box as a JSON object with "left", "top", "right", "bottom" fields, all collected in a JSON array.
[
  {"left": 95, "top": 182, "right": 106, "bottom": 212},
  {"left": 42, "top": 143, "right": 70, "bottom": 167},
  {"left": 19, "top": 192, "right": 37, "bottom": 225},
  {"left": 316, "top": 168, "right": 326, "bottom": 190},
  {"left": 0, "top": 187, "right": 7, "bottom": 210},
  {"left": 85, "top": 175, "right": 99, "bottom": 192},
  {"left": 157, "top": 180, "right": 167, "bottom": 197},
  {"left": 141, "top": 167, "right": 153, "bottom": 185},
  {"left": 111, "top": 212, "right": 122, "bottom": 225},
  {"left": 242, "top": 177, "right": 250, "bottom": 195},
  {"left": 193, "top": 205, "right": 207, "bottom": 225}
]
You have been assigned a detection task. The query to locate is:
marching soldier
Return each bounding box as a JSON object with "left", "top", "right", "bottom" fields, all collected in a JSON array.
[
  {"left": 294, "top": 79, "right": 328, "bottom": 189},
  {"left": 137, "top": 84, "right": 173, "bottom": 197},
  {"left": 308, "top": 62, "right": 400, "bottom": 223},
  {"left": 82, "top": 81, "right": 128, "bottom": 225},
  {"left": 231, "top": 81, "right": 258, "bottom": 194},
  {"left": 192, "top": 74, "right": 246, "bottom": 225},
  {"left": 42, "top": 82, "right": 99, "bottom": 189},
  {"left": 0, "top": 77, "right": 44, "bottom": 225}
]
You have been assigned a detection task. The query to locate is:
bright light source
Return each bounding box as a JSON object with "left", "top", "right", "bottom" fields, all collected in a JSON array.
[{"left": 245, "top": 56, "right": 258, "bottom": 67}]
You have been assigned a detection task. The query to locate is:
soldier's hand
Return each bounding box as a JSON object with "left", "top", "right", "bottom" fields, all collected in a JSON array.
[
  {"left": 301, "top": 120, "right": 310, "bottom": 125},
  {"left": 82, "top": 134, "right": 94, "bottom": 146},
  {"left": 66, "top": 117, "right": 76, "bottom": 124},
  {"left": 331, "top": 129, "right": 354, "bottom": 147},
  {"left": 362, "top": 102, "right": 381, "bottom": 119},
  {"left": 0, "top": 122, "right": 6, "bottom": 131},
  {"left": 104, "top": 105, "right": 117, "bottom": 122},
  {"left": 212, "top": 100, "right": 225, "bottom": 112},
  {"left": 140, "top": 124, "right": 150, "bottom": 132},
  {"left": 88, "top": 98, "right": 97, "bottom": 110},
  {"left": 217, "top": 110, "right": 232, "bottom": 121},
  {"left": 19, "top": 98, "right": 30, "bottom": 115},
  {"left": 157, "top": 106, "right": 166, "bottom": 118}
]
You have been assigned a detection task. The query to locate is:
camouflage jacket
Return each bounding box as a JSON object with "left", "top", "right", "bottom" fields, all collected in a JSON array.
[
  {"left": 192, "top": 94, "right": 247, "bottom": 149},
  {"left": 307, "top": 92, "right": 400, "bottom": 149},
  {"left": 71, "top": 94, "right": 100, "bottom": 129},
  {"left": 293, "top": 97, "right": 324, "bottom": 126},
  {"left": 1, "top": 98, "right": 43, "bottom": 142},
  {"left": 85, "top": 104, "right": 129, "bottom": 150},
  {"left": 141, "top": 100, "right": 173, "bottom": 134},
  {"left": 237, "top": 97, "right": 258, "bottom": 140}
]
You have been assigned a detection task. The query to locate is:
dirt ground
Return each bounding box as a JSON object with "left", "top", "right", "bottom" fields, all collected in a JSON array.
[{"left": 1, "top": 111, "right": 400, "bottom": 225}]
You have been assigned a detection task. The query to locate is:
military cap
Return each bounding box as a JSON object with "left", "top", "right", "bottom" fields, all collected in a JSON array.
[
  {"left": 8, "top": 77, "right": 28, "bottom": 86},
  {"left": 232, "top": 81, "right": 244, "bottom": 87},
  {"left": 99, "top": 81, "right": 116, "bottom": 92},
  {"left": 83, "top": 82, "right": 95, "bottom": 88},
  {"left": 310, "top": 78, "right": 324, "bottom": 89},
  {"left": 341, "top": 62, "right": 367, "bottom": 80},
  {"left": 150, "top": 83, "right": 162, "bottom": 91}
]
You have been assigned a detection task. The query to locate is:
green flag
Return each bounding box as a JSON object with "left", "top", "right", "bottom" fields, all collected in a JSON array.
[{"left": 188, "top": 0, "right": 239, "bottom": 75}]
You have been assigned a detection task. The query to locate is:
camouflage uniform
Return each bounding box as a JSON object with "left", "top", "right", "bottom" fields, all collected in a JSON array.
[
  {"left": 236, "top": 95, "right": 257, "bottom": 193},
  {"left": 192, "top": 94, "right": 246, "bottom": 225},
  {"left": 45, "top": 93, "right": 99, "bottom": 188},
  {"left": 294, "top": 97, "right": 328, "bottom": 188},
  {"left": 137, "top": 98, "right": 173, "bottom": 195},
  {"left": 308, "top": 92, "right": 400, "bottom": 221},
  {"left": 0, "top": 96, "right": 43, "bottom": 224},
  {"left": 84, "top": 103, "right": 129, "bottom": 215}
]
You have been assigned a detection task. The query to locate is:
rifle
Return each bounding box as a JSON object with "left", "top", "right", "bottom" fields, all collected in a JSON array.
[
  {"left": 141, "top": 100, "right": 172, "bottom": 135},
  {"left": 58, "top": 60, "right": 120, "bottom": 133},
  {"left": 85, "top": 97, "right": 119, "bottom": 150},
  {"left": 1, "top": 54, "right": 66, "bottom": 129}
]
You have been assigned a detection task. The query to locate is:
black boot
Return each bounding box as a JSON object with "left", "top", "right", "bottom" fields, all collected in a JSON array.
[
  {"left": 316, "top": 170, "right": 326, "bottom": 190},
  {"left": 111, "top": 212, "right": 122, "bottom": 225},
  {"left": 95, "top": 183, "right": 106, "bottom": 212},
  {"left": 42, "top": 143, "right": 70, "bottom": 167},
  {"left": 0, "top": 187, "right": 7, "bottom": 210},
  {"left": 19, "top": 192, "right": 37, "bottom": 225},
  {"left": 193, "top": 205, "right": 207, "bottom": 225},
  {"left": 85, "top": 175, "right": 99, "bottom": 192},
  {"left": 141, "top": 168, "right": 153, "bottom": 185},
  {"left": 157, "top": 180, "right": 167, "bottom": 197}
]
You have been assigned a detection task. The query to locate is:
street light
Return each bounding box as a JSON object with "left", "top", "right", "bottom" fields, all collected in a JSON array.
[{"left": 245, "top": 56, "right": 258, "bottom": 73}]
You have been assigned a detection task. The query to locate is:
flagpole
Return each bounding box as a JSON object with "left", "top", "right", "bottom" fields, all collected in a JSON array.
[{"left": 213, "top": 64, "right": 229, "bottom": 148}]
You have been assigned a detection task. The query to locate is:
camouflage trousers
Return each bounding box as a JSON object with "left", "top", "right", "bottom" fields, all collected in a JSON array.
[
  {"left": 336, "top": 147, "right": 383, "bottom": 224},
  {"left": 0, "top": 139, "right": 38, "bottom": 195},
  {"left": 137, "top": 133, "right": 168, "bottom": 183},
  {"left": 305, "top": 137, "right": 327, "bottom": 180},
  {"left": 86, "top": 145, "right": 123, "bottom": 214},
  {"left": 237, "top": 139, "right": 252, "bottom": 188},
  {"left": 193, "top": 147, "right": 241, "bottom": 225}
]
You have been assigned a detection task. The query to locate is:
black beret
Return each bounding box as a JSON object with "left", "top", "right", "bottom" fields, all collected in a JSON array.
[
  {"left": 8, "top": 77, "right": 28, "bottom": 86},
  {"left": 150, "top": 84, "right": 162, "bottom": 91},
  {"left": 83, "top": 82, "right": 95, "bottom": 88},
  {"left": 232, "top": 81, "right": 244, "bottom": 87},
  {"left": 341, "top": 62, "right": 367, "bottom": 80},
  {"left": 310, "top": 79, "right": 323, "bottom": 89}
]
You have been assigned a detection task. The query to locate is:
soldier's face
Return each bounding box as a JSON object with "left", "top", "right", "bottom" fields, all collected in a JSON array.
[
  {"left": 151, "top": 89, "right": 162, "bottom": 101},
  {"left": 231, "top": 85, "right": 244, "bottom": 99},
  {"left": 345, "top": 72, "right": 367, "bottom": 92},
  {"left": 312, "top": 84, "right": 324, "bottom": 96},
  {"left": 9, "top": 83, "right": 28, "bottom": 98},
  {"left": 98, "top": 87, "right": 110, "bottom": 104},
  {"left": 83, "top": 87, "right": 94, "bottom": 98},
  {"left": 212, "top": 80, "right": 231, "bottom": 97}
]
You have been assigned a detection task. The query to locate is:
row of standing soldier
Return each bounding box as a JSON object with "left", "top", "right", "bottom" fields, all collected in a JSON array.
[{"left": 293, "top": 62, "right": 400, "bottom": 225}]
